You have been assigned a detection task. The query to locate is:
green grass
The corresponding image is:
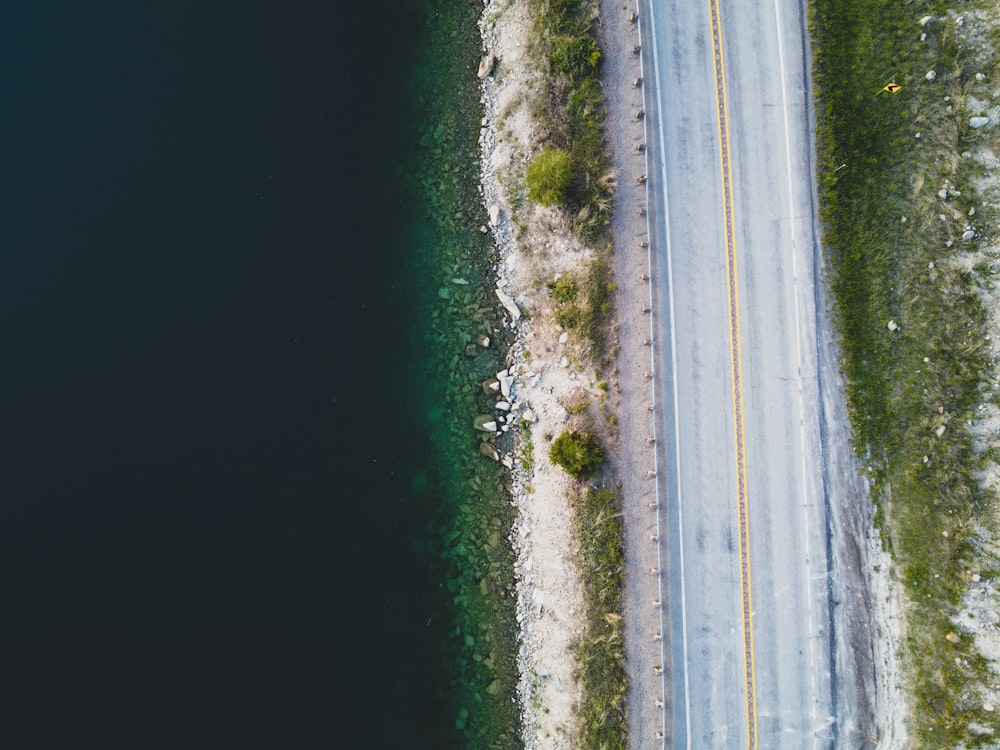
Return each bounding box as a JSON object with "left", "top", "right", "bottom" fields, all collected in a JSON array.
[
  {"left": 810, "top": 0, "right": 1000, "bottom": 744},
  {"left": 527, "top": 147, "right": 575, "bottom": 205},
  {"left": 573, "top": 486, "right": 627, "bottom": 750}
]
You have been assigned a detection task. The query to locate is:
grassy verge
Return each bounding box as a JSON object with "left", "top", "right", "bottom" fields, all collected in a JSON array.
[
  {"left": 573, "top": 485, "right": 627, "bottom": 749},
  {"left": 528, "top": 0, "right": 612, "bottom": 238},
  {"left": 810, "top": 0, "right": 1000, "bottom": 744},
  {"left": 514, "top": 0, "right": 626, "bottom": 743}
]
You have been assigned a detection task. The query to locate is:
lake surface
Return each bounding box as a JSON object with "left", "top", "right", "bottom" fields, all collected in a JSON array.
[{"left": 0, "top": 2, "right": 519, "bottom": 747}]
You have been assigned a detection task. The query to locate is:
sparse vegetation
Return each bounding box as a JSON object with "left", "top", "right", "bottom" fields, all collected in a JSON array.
[
  {"left": 810, "top": 0, "right": 1000, "bottom": 744},
  {"left": 520, "top": 419, "right": 535, "bottom": 472},
  {"left": 573, "top": 486, "right": 627, "bottom": 750},
  {"left": 509, "top": 0, "right": 625, "bottom": 743},
  {"left": 546, "top": 256, "right": 615, "bottom": 355},
  {"left": 549, "top": 430, "right": 605, "bottom": 479},
  {"left": 528, "top": 0, "right": 611, "bottom": 238}
]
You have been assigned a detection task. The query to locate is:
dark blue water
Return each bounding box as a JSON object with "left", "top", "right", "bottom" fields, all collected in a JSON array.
[{"left": 0, "top": 2, "right": 516, "bottom": 748}]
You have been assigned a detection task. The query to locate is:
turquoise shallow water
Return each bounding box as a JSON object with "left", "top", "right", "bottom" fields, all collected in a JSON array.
[
  {"left": 0, "top": 0, "right": 519, "bottom": 747},
  {"left": 401, "top": 2, "right": 523, "bottom": 746}
]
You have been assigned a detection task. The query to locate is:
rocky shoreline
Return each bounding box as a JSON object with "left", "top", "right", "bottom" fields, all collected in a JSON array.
[
  {"left": 476, "top": 0, "right": 596, "bottom": 746},
  {"left": 475, "top": 5, "right": 548, "bottom": 742}
]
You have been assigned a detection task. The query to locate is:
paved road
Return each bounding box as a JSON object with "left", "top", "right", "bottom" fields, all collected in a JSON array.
[{"left": 637, "top": 0, "right": 836, "bottom": 746}]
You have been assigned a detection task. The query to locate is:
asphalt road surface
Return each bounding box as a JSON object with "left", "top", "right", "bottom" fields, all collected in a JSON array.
[{"left": 638, "top": 0, "right": 836, "bottom": 746}]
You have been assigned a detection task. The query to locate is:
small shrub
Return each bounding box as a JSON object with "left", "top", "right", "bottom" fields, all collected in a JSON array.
[
  {"left": 526, "top": 148, "right": 574, "bottom": 206},
  {"left": 549, "top": 430, "right": 604, "bottom": 479}
]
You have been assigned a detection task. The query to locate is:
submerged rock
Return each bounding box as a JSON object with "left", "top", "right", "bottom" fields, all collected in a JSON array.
[
  {"left": 475, "top": 415, "right": 498, "bottom": 433},
  {"left": 480, "top": 442, "right": 500, "bottom": 461}
]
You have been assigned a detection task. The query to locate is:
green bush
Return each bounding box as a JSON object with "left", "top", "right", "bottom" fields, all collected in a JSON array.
[
  {"left": 549, "top": 430, "right": 604, "bottom": 479},
  {"left": 526, "top": 148, "right": 574, "bottom": 206}
]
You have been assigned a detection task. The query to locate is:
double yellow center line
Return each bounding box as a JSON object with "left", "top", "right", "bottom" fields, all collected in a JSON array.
[{"left": 706, "top": 0, "right": 758, "bottom": 746}]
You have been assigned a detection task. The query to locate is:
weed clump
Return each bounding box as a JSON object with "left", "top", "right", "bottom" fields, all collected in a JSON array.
[{"left": 546, "top": 257, "right": 614, "bottom": 355}]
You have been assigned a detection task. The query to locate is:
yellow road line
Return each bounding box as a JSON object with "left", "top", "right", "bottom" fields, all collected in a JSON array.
[{"left": 705, "top": 0, "right": 758, "bottom": 746}]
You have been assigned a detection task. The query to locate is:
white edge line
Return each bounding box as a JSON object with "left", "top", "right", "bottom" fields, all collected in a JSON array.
[
  {"left": 772, "top": 0, "right": 826, "bottom": 744},
  {"left": 774, "top": 0, "right": 820, "bottom": 748},
  {"left": 639, "top": 0, "right": 692, "bottom": 747}
]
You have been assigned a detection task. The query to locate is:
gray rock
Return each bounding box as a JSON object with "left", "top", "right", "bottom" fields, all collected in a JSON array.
[
  {"left": 477, "top": 51, "right": 496, "bottom": 79},
  {"left": 475, "top": 415, "right": 498, "bottom": 433},
  {"left": 495, "top": 289, "right": 521, "bottom": 320},
  {"left": 483, "top": 378, "right": 501, "bottom": 394},
  {"left": 488, "top": 204, "right": 501, "bottom": 226},
  {"left": 971, "top": 116, "right": 991, "bottom": 128},
  {"left": 499, "top": 374, "right": 514, "bottom": 400}
]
